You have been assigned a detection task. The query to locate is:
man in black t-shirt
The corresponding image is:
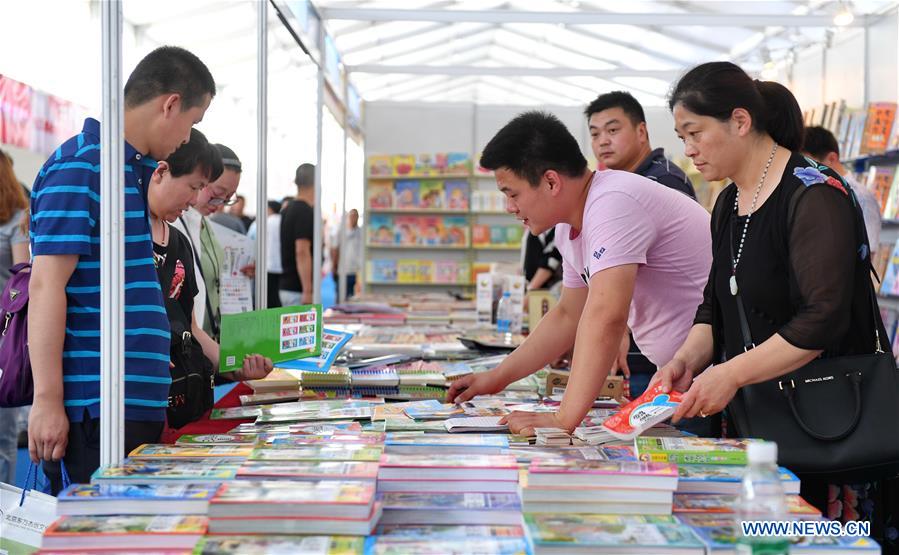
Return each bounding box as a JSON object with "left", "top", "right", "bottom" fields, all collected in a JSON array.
[{"left": 279, "top": 163, "right": 316, "bottom": 306}]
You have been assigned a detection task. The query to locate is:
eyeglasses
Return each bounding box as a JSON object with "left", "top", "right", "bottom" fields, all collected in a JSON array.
[{"left": 207, "top": 190, "right": 238, "bottom": 206}]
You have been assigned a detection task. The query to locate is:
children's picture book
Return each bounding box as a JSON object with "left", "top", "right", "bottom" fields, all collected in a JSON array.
[
  {"left": 602, "top": 384, "right": 683, "bottom": 440},
  {"left": 368, "top": 215, "right": 394, "bottom": 245},
  {"left": 445, "top": 152, "right": 471, "bottom": 175},
  {"left": 442, "top": 216, "right": 469, "bottom": 246},
  {"left": 391, "top": 154, "right": 415, "bottom": 176},
  {"left": 277, "top": 328, "right": 354, "bottom": 373},
  {"left": 524, "top": 513, "right": 705, "bottom": 554},
  {"left": 236, "top": 460, "right": 381, "bottom": 481},
  {"left": 419, "top": 181, "right": 445, "bottom": 209},
  {"left": 394, "top": 180, "right": 420, "bottom": 209},
  {"left": 219, "top": 305, "right": 322, "bottom": 373},
  {"left": 363, "top": 537, "right": 529, "bottom": 554},
  {"left": 56, "top": 484, "right": 218, "bottom": 516},
  {"left": 263, "top": 432, "right": 385, "bottom": 447},
  {"left": 255, "top": 405, "right": 374, "bottom": 424},
  {"left": 91, "top": 460, "right": 240, "bottom": 484},
  {"left": 393, "top": 216, "right": 418, "bottom": 246},
  {"left": 368, "top": 181, "right": 394, "bottom": 210},
  {"left": 210, "top": 480, "right": 376, "bottom": 519},
  {"left": 678, "top": 513, "right": 880, "bottom": 553},
  {"left": 210, "top": 405, "right": 263, "bottom": 420},
  {"left": 444, "top": 180, "right": 470, "bottom": 210},
  {"left": 175, "top": 434, "right": 257, "bottom": 446},
  {"left": 416, "top": 260, "right": 435, "bottom": 283},
  {"left": 672, "top": 493, "right": 821, "bottom": 517},
  {"left": 128, "top": 443, "right": 253, "bottom": 459},
  {"left": 249, "top": 445, "right": 384, "bottom": 462},
  {"left": 197, "top": 536, "right": 365, "bottom": 555},
  {"left": 397, "top": 259, "right": 420, "bottom": 283},
  {"left": 402, "top": 400, "right": 464, "bottom": 420},
  {"left": 368, "top": 155, "right": 393, "bottom": 177},
  {"left": 41, "top": 515, "right": 207, "bottom": 550},
  {"left": 676, "top": 464, "right": 801, "bottom": 494},
  {"left": 472, "top": 224, "right": 491, "bottom": 246},
  {"left": 635, "top": 437, "right": 756, "bottom": 465},
  {"left": 369, "top": 259, "right": 398, "bottom": 283}
]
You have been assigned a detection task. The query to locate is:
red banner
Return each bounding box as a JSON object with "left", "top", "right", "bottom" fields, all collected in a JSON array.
[{"left": 0, "top": 75, "right": 34, "bottom": 149}]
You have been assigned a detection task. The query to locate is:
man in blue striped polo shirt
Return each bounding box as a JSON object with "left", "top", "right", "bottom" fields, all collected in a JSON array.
[{"left": 28, "top": 46, "right": 216, "bottom": 491}]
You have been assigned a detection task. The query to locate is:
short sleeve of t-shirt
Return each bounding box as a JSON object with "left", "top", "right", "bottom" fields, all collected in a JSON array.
[
  {"left": 561, "top": 251, "right": 586, "bottom": 289},
  {"left": 583, "top": 191, "right": 657, "bottom": 276},
  {"left": 30, "top": 156, "right": 99, "bottom": 256}
]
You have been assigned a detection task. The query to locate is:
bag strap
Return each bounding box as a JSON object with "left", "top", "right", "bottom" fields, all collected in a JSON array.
[
  {"left": 735, "top": 177, "right": 884, "bottom": 355},
  {"left": 178, "top": 216, "right": 219, "bottom": 338}
]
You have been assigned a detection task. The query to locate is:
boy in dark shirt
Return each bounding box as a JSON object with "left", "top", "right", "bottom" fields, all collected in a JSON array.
[{"left": 279, "top": 163, "right": 316, "bottom": 306}]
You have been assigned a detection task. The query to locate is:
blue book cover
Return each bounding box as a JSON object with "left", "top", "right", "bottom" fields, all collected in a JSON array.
[
  {"left": 364, "top": 536, "right": 530, "bottom": 555},
  {"left": 677, "top": 464, "right": 800, "bottom": 494},
  {"left": 58, "top": 483, "right": 218, "bottom": 502},
  {"left": 394, "top": 180, "right": 421, "bottom": 209},
  {"left": 385, "top": 432, "right": 509, "bottom": 449},
  {"left": 277, "top": 328, "right": 354, "bottom": 373}
]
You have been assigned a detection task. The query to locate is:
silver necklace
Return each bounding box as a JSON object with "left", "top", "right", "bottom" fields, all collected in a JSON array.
[{"left": 730, "top": 142, "right": 778, "bottom": 296}]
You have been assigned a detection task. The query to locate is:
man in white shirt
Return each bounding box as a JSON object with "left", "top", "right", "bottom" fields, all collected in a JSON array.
[
  {"left": 330, "top": 209, "right": 363, "bottom": 300},
  {"left": 803, "top": 126, "right": 882, "bottom": 255}
]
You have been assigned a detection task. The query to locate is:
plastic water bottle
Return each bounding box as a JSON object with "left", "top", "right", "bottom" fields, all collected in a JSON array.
[
  {"left": 496, "top": 292, "right": 512, "bottom": 333},
  {"left": 735, "top": 442, "right": 790, "bottom": 554}
]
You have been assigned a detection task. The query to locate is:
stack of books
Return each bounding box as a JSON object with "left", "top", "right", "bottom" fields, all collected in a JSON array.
[
  {"left": 521, "top": 460, "right": 679, "bottom": 515},
  {"left": 236, "top": 460, "right": 381, "bottom": 483},
  {"left": 377, "top": 453, "right": 519, "bottom": 493},
  {"left": 383, "top": 433, "right": 508, "bottom": 455},
  {"left": 208, "top": 480, "right": 381, "bottom": 535},
  {"left": 377, "top": 492, "right": 522, "bottom": 526},
  {"left": 248, "top": 444, "right": 384, "bottom": 463},
  {"left": 42, "top": 515, "right": 208, "bottom": 552},
  {"left": 297, "top": 368, "right": 352, "bottom": 398},
  {"left": 523, "top": 513, "right": 706, "bottom": 554},
  {"left": 349, "top": 366, "right": 400, "bottom": 397},
  {"left": 195, "top": 536, "right": 366, "bottom": 554},
  {"left": 535, "top": 428, "right": 571, "bottom": 446}
]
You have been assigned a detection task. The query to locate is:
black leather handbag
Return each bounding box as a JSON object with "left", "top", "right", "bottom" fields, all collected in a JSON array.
[{"left": 728, "top": 283, "right": 899, "bottom": 477}]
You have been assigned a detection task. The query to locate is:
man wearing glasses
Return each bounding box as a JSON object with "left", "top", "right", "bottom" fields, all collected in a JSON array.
[{"left": 172, "top": 144, "right": 243, "bottom": 339}]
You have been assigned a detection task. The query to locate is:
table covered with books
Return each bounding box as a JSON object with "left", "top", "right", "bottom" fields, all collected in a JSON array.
[{"left": 19, "top": 295, "right": 885, "bottom": 554}]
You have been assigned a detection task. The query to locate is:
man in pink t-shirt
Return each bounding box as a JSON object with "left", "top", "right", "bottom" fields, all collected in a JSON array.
[{"left": 447, "top": 111, "right": 712, "bottom": 435}]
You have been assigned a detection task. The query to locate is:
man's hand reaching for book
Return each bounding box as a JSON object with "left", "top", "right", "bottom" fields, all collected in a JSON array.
[
  {"left": 500, "top": 411, "right": 566, "bottom": 437},
  {"left": 446, "top": 370, "right": 505, "bottom": 404}
]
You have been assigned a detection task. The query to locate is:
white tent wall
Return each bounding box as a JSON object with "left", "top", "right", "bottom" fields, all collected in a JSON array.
[
  {"left": 363, "top": 101, "right": 682, "bottom": 170},
  {"left": 785, "top": 7, "right": 898, "bottom": 111}
]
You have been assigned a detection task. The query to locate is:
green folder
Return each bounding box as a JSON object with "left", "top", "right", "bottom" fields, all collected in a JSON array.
[{"left": 219, "top": 304, "right": 323, "bottom": 373}]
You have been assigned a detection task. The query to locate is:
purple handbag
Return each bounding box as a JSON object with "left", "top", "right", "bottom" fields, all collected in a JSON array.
[{"left": 0, "top": 262, "right": 33, "bottom": 406}]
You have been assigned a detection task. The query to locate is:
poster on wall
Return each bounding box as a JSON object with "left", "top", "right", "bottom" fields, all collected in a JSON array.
[
  {"left": 210, "top": 220, "right": 255, "bottom": 314},
  {"left": 0, "top": 75, "right": 33, "bottom": 149}
]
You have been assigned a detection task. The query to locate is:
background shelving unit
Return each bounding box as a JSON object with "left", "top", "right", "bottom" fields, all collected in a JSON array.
[{"left": 364, "top": 153, "right": 527, "bottom": 293}]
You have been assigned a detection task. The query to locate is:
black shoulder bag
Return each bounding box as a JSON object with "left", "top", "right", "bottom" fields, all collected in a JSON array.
[
  {"left": 727, "top": 184, "right": 899, "bottom": 478},
  {"left": 158, "top": 230, "right": 216, "bottom": 429}
]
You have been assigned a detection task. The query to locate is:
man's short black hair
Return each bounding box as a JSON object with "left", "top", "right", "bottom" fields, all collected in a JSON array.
[
  {"left": 480, "top": 111, "right": 588, "bottom": 187},
  {"left": 584, "top": 91, "right": 646, "bottom": 126},
  {"left": 295, "top": 163, "right": 315, "bottom": 189},
  {"left": 166, "top": 128, "right": 223, "bottom": 182},
  {"left": 803, "top": 126, "right": 841, "bottom": 161},
  {"left": 124, "top": 46, "right": 216, "bottom": 110}
]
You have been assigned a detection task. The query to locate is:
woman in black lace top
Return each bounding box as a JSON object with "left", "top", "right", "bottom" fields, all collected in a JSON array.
[{"left": 652, "top": 62, "right": 895, "bottom": 546}]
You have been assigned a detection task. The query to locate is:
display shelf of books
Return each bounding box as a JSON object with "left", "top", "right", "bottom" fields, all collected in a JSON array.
[{"left": 365, "top": 153, "right": 525, "bottom": 293}]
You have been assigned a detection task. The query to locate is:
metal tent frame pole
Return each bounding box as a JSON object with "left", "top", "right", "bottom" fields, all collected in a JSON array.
[
  {"left": 313, "top": 24, "right": 325, "bottom": 306},
  {"left": 338, "top": 110, "right": 348, "bottom": 304},
  {"left": 256, "top": 0, "right": 269, "bottom": 308},
  {"left": 99, "top": 0, "right": 125, "bottom": 466}
]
